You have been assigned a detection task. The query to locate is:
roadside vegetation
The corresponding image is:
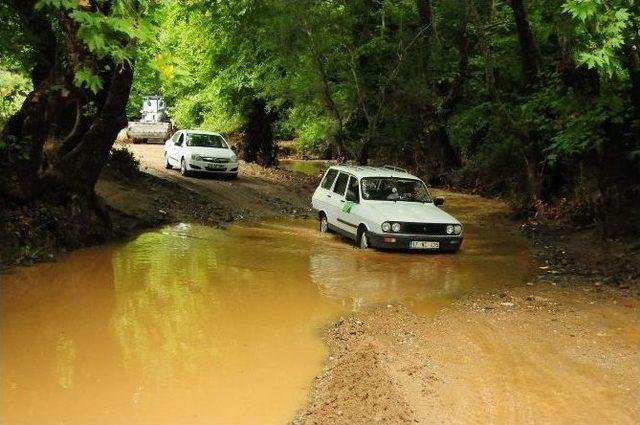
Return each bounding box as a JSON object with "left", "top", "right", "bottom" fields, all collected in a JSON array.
[
  {"left": 129, "top": 0, "right": 640, "bottom": 229},
  {"left": 0, "top": 0, "right": 639, "bottom": 266}
]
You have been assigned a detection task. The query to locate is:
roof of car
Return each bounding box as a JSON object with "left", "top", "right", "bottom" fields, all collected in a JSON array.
[
  {"left": 180, "top": 129, "right": 223, "bottom": 136},
  {"left": 328, "top": 164, "right": 420, "bottom": 180}
]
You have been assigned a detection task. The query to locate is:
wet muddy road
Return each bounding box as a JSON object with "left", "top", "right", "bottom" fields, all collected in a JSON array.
[{"left": 1, "top": 190, "right": 537, "bottom": 424}]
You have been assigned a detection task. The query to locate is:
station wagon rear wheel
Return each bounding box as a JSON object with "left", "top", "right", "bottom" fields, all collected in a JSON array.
[
  {"left": 164, "top": 153, "right": 172, "bottom": 169},
  {"left": 319, "top": 215, "right": 329, "bottom": 233}
]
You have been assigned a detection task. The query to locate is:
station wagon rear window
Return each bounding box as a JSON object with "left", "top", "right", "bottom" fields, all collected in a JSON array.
[
  {"left": 333, "top": 172, "right": 349, "bottom": 195},
  {"left": 321, "top": 169, "right": 339, "bottom": 189},
  {"left": 361, "top": 177, "right": 432, "bottom": 203}
]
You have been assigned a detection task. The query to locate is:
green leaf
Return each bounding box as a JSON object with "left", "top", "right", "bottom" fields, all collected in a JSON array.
[{"left": 73, "top": 68, "right": 103, "bottom": 94}]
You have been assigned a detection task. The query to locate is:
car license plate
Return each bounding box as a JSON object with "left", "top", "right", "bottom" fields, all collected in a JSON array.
[
  {"left": 207, "top": 164, "right": 226, "bottom": 170},
  {"left": 410, "top": 241, "right": 439, "bottom": 250}
]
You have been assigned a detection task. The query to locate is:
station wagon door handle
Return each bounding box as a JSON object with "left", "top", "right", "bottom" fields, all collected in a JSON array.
[
  {"left": 340, "top": 200, "right": 345, "bottom": 203},
  {"left": 326, "top": 194, "right": 332, "bottom": 198}
]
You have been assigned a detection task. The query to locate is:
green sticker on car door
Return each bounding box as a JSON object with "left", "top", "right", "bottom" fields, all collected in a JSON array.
[{"left": 342, "top": 201, "right": 353, "bottom": 213}]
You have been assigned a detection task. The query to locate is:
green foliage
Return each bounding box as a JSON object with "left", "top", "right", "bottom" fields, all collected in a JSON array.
[
  {"left": 33, "top": 0, "right": 156, "bottom": 94},
  {"left": 4, "top": 0, "right": 639, "bottom": 215},
  {"left": 0, "top": 67, "right": 31, "bottom": 128},
  {"left": 562, "top": 0, "right": 636, "bottom": 78},
  {"left": 107, "top": 147, "right": 140, "bottom": 176},
  {"left": 73, "top": 67, "right": 103, "bottom": 93}
]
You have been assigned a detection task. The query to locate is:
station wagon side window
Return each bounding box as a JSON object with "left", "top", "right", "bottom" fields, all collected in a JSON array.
[
  {"left": 346, "top": 176, "right": 359, "bottom": 202},
  {"left": 321, "top": 169, "right": 339, "bottom": 190},
  {"left": 332, "top": 172, "right": 349, "bottom": 196}
]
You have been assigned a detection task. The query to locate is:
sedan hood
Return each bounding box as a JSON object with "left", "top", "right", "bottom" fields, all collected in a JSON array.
[
  {"left": 186, "top": 146, "right": 235, "bottom": 158},
  {"left": 369, "top": 202, "right": 459, "bottom": 224}
]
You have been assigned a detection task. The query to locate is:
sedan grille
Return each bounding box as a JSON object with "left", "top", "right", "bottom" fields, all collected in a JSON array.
[
  {"left": 399, "top": 223, "right": 449, "bottom": 235},
  {"left": 202, "top": 157, "right": 230, "bottom": 163}
]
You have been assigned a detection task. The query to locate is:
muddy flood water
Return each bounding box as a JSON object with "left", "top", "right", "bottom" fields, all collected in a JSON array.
[
  {"left": 278, "top": 159, "right": 331, "bottom": 176},
  {"left": 1, "top": 193, "right": 536, "bottom": 424}
]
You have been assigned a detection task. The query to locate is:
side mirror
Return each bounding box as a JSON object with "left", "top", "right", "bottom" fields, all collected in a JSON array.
[
  {"left": 231, "top": 145, "right": 238, "bottom": 151},
  {"left": 346, "top": 190, "right": 358, "bottom": 203},
  {"left": 434, "top": 197, "right": 445, "bottom": 206}
]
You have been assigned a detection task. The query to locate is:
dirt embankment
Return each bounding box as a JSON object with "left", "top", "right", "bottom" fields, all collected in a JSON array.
[
  {"left": 97, "top": 144, "right": 318, "bottom": 235},
  {"left": 294, "top": 282, "right": 639, "bottom": 424}
]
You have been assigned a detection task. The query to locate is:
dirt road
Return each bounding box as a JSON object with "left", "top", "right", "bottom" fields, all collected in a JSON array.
[
  {"left": 95, "top": 147, "right": 639, "bottom": 424},
  {"left": 127, "top": 144, "right": 316, "bottom": 220}
]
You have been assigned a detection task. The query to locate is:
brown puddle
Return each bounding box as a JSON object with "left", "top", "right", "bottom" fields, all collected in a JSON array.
[
  {"left": 1, "top": 192, "right": 536, "bottom": 424},
  {"left": 278, "top": 159, "right": 330, "bottom": 176}
]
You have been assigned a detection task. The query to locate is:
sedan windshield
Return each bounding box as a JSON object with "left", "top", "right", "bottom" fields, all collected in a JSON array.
[
  {"left": 185, "top": 133, "right": 228, "bottom": 148},
  {"left": 361, "top": 177, "right": 432, "bottom": 203}
]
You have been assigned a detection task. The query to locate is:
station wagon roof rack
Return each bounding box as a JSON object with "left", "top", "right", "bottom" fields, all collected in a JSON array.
[{"left": 382, "top": 165, "right": 408, "bottom": 173}]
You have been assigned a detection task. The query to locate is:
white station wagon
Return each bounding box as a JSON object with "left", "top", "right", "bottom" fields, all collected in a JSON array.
[
  {"left": 164, "top": 130, "right": 239, "bottom": 178},
  {"left": 312, "top": 165, "right": 463, "bottom": 252}
]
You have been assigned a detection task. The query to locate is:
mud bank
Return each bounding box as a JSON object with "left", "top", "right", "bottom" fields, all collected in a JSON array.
[{"left": 293, "top": 279, "right": 640, "bottom": 424}]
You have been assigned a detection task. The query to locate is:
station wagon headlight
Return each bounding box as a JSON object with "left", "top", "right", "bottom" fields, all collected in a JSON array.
[
  {"left": 381, "top": 222, "right": 391, "bottom": 232},
  {"left": 391, "top": 222, "right": 401, "bottom": 233},
  {"left": 191, "top": 153, "right": 203, "bottom": 161},
  {"left": 446, "top": 224, "right": 454, "bottom": 234},
  {"left": 230, "top": 153, "right": 237, "bottom": 162},
  {"left": 453, "top": 225, "right": 462, "bottom": 234}
]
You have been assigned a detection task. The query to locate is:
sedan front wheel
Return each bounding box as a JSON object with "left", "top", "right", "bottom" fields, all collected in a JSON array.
[{"left": 180, "top": 158, "right": 189, "bottom": 176}]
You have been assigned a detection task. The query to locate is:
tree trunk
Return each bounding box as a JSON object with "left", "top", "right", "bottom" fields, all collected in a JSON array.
[
  {"left": 508, "top": 0, "right": 541, "bottom": 86},
  {"left": 415, "top": 0, "right": 462, "bottom": 176},
  {"left": 357, "top": 137, "right": 370, "bottom": 165},
  {"left": 241, "top": 98, "right": 277, "bottom": 167},
  {"left": 0, "top": 0, "right": 136, "bottom": 261},
  {"left": 304, "top": 23, "right": 347, "bottom": 158}
]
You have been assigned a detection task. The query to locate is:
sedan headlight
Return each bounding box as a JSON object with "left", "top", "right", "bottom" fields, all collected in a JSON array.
[
  {"left": 446, "top": 224, "right": 454, "bottom": 234},
  {"left": 191, "top": 153, "right": 203, "bottom": 161},
  {"left": 453, "top": 224, "right": 462, "bottom": 234},
  {"left": 391, "top": 222, "right": 401, "bottom": 232},
  {"left": 381, "top": 222, "right": 391, "bottom": 232}
]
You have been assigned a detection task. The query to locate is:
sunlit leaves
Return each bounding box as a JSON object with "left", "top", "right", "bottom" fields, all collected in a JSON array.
[
  {"left": 33, "top": 0, "right": 158, "bottom": 93},
  {"left": 34, "top": 0, "right": 78, "bottom": 11},
  {"left": 562, "top": 0, "right": 633, "bottom": 78}
]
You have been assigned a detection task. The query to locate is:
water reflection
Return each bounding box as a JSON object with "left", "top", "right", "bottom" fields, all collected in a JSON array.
[
  {"left": 278, "top": 159, "right": 330, "bottom": 176},
  {"left": 1, "top": 193, "right": 536, "bottom": 424}
]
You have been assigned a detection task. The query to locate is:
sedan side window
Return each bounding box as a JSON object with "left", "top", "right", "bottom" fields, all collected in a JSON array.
[
  {"left": 333, "top": 172, "right": 349, "bottom": 196},
  {"left": 321, "top": 169, "right": 339, "bottom": 190}
]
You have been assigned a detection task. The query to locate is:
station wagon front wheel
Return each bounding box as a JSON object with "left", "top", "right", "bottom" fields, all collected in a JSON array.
[
  {"left": 358, "top": 229, "right": 369, "bottom": 249},
  {"left": 319, "top": 214, "right": 329, "bottom": 233}
]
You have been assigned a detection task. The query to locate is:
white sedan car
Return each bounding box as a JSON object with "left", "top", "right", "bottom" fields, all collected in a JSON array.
[
  {"left": 164, "top": 130, "right": 239, "bottom": 178},
  {"left": 311, "top": 165, "right": 463, "bottom": 252}
]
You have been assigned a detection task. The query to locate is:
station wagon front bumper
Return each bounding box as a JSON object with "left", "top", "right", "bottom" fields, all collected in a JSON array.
[{"left": 367, "top": 232, "right": 463, "bottom": 252}]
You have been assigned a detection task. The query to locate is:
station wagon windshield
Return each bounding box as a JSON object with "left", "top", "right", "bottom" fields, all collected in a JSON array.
[
  {"left": 185, "top": 133, "right": 228, "bottom": 148},
  {"left": 361, "top": 177, "right": 432, "bottom": 203}
]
